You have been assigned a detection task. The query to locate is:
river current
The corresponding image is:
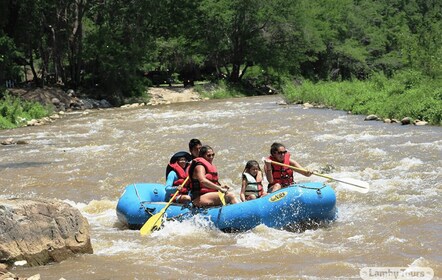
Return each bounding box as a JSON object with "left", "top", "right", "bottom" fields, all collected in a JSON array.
[{"left": 1, "top": 95, "right": 440, "bottom": 279}]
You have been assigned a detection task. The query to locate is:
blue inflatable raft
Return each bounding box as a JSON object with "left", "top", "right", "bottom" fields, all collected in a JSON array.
[{"left": 116, "top": 182, "right": 337, "bottom": 232}]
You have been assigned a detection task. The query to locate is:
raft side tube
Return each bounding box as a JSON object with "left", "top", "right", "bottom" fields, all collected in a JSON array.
[
  {"left": 296, "top": 182, "right": 337, "bottom": 221},
  {"left": 116, "top": 183, "right": 167, "bottom": 228}
]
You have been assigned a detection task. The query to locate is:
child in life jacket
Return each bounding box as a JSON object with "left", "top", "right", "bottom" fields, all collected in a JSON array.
[
  {"left": 240, "top": 160, "right": 267, "bottom": 201},
  {"left": 165, "top": 151, "right": 192, "bottom": 203}
]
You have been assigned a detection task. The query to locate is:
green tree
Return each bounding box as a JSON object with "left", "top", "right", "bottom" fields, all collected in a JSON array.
[
  {"left": 196, "top": 0, "right": 316, "bottom": 83},
  {"left": 82, "top": 0, "right": 159, "bottom": 101}
]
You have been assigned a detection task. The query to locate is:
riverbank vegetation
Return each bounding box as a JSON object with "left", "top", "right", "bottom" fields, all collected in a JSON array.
[
  {"left": 282, "top": 70, "right": 442, "bottom": 125},
  {"left": 0, "top": 93, "right": 52, "bottom": 129},
  {"left": 1, "top": 0, "right": 441, "bottom": 126}
]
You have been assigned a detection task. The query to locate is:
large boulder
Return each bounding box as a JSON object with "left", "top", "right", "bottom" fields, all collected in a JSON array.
[{"left": 0, "top": 199, "right": 93, "bottom": 266}]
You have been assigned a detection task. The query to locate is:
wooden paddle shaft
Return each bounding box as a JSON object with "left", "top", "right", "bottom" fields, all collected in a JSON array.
[{"left": 269, "top": 160, "right": 367, "bottom": 190}]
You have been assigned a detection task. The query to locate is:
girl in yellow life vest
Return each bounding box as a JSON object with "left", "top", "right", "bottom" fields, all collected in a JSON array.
[{"left": 240, "top": 160, "right": 267, "bottom": 201}]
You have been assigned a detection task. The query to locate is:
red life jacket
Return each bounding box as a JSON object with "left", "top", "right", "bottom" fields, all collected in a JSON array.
[
  {"left": 268, "top": 152, "right": 294, "bottom": 187},
  {"left": 188, "top": 157, "right": 219, "bottom": 196},
  {"left": 167, "top": 162, "right": 189, "bottom": 195}
]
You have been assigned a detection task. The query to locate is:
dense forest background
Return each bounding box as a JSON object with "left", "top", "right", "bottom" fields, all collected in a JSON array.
[{"left": 1, "top": 0, "right": 441, "bottom": 107}]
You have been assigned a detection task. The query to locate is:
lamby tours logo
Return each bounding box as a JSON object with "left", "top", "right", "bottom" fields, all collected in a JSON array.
[{"left": 360, "top": 267, "right": 434, "bottom": 280}]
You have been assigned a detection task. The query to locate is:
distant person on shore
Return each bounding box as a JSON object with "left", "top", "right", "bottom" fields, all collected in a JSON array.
[
  {"left": 188, "top": 145, "right": 239, "bottom": 207},
  {"left": 165, "top": 151, "right": 192, "bottom": 203},
  {"left": 240, "top": 160, "right": 266, "bottom": 201},
  {"left": 263, "top": 142, "right": 312, "bottom": 193}
]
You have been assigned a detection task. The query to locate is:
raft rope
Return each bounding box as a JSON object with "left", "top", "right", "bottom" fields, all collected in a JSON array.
[
  {"left": 297, "top": 183, "right": 328, "bottom": 195},
  {"left": 133, "top": 183, "right": 155, "bottom": 215},
  {"left": 133, "top": 183, "right": 191, "bottom": 217}
]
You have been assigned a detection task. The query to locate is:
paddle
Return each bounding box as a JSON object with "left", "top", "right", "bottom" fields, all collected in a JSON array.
[
  {"left": 218, "top": 190, "right": 226, "bottom": 205},
  {"left": 140, "top": 177, "right": 190, "bottom": 236},
  {"left": 263, "top": 158, "right": 369, "bottom": 193}
]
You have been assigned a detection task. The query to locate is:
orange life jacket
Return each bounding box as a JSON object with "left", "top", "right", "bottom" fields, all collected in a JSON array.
[
  {"left": 166, "top": 162, "right": 189, "bottom": 195},
  {"left": 188, "top": 157, "right": 219, "bottom": 197},
  {"left": 268, "top": 152, "right": 294, "bottom": 187}
]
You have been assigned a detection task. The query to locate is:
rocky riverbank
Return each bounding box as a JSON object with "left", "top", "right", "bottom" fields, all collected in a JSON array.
[{"left": 4, "top": 86, "right": 203, "bottom": 127}]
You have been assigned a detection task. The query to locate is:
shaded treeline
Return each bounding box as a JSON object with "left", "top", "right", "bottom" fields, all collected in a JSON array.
[{"left": 1, "top": 0, "right": 441, "bottom": 102}]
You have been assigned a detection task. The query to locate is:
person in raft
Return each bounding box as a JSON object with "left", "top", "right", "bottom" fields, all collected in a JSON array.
[
  {"left": 188, "top": 138, "right": 202, "bottom": 159},
  {"left": 188, "top": 145, "right": 239, "bottom": 207},
  {"left": 165, "top": 151, "right": 193, "bottom": 203},
  {"left": 240, "top": 160, "right": 267, "bottom": 201},
  {"left": 263, "top": 142, "right": 312, "bottom": 193}
]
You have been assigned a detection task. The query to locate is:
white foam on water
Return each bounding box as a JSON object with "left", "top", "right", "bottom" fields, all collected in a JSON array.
[
  {"left": 314, "top": 134, "right": 344, "bottom": 142},
  {"left": 347, "top": 234, "right": 365, "bottom": 242},
  {"left": 334, "top": 203, "right": 371, "bottom": 223},
  {"left": 28, "top": 138, "right": 54, "bottom": 145},
  {"left": 326, "top": 116, "right": 349, "bottom": 125},
  {"left": 57, "top": 144, "right": 112, "bottom": 154},
  {"left": 397, "top": 140, "right": 442, "bottom": 151},
  {"left": 366, "top": 148, "right": 387, "bottom": 156},
  {"left": 408, "top": 257, "right": 432, "bottom": 267},
  {"left": 152, "top": 216, "right": 217, "bottom": 238},
  {"left": 385, "top": 235, "right": 407, "bottom": 244},
  {"left": 235, "top": 230, "right": 287, "bottom": 251},
  {"left": 136, "top": 110, "right": 191, "bottom": 120},
  {"left": 65, "top": 199, "right": 119, "bottom": 231},
  {"left": 391, "top": 157, "right": 424, "bottom": 172},
  {"left": 156, "top": 123, "right": 211, "bottom": 133},
  {"left": 94, "top": 238, "right": 141, "bottom": 255},
  {"left": 343, "top": 133, "right": 378, "bottom": 142},
  {"left": 316, "top": 131, "right": 406, "bottom": 144}
]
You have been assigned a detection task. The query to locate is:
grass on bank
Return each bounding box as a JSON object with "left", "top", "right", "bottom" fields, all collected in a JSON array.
[
  {"left": 195, "top": 80, "right": 246, "bottom": 99},
  {"left": 282, "top": 70, "right": 442, "bottom": 125},
  {"left": 0, "top": 92, "right": 53, "bottom": 129}
]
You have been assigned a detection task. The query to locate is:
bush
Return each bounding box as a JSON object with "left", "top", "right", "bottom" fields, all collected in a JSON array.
[
  {"left": 197, "top": 80, "right": 245, "bottom": 99},
  {"left": 282, "top": 70, "right": 442, "bottom": 125},
  {"left": 0, "top": 92, "right": 52, "bottom": 129}
]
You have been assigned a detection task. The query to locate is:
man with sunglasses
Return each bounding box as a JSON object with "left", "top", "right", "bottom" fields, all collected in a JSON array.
[{"left": 264, "top": 142, "right": 312, "bottom": 193}]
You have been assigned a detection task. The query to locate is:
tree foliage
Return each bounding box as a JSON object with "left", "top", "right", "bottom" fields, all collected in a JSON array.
[{"left": 0, "top": 0, "right": 441, "bottom": 100}]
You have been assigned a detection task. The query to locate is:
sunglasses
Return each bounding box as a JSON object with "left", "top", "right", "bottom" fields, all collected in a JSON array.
[
  {"left": 206, "top": 153, "right": 215, "bottom": 158},
  {"left": 277, "top": 150, "right": 287, "bottom": 155}
]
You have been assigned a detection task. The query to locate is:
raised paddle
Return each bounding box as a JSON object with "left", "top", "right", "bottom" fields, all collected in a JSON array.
[
  {"left": 263, "top": 158, "right": 370, "bottom": 193},
  {"left": 140, "top": 177, "right": 190, "bottom": 236}
]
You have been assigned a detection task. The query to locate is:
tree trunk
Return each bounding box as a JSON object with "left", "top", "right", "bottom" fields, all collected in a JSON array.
[{"left": 69, "top": 0, "right": 86, "bottom": 89}]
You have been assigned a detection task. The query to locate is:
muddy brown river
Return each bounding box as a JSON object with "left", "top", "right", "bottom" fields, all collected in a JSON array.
[{"left": 1, "top": 95, "right": 440, "bottom": 279}]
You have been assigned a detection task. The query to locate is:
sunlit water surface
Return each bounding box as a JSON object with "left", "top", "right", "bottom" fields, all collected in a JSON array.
[{"left": 0, "top": 95, "right": 440, "bottom": 279}]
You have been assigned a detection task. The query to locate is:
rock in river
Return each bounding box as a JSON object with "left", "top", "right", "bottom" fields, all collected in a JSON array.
[{"left": 0, "top": 198, "right": 93, "bottom": 267}]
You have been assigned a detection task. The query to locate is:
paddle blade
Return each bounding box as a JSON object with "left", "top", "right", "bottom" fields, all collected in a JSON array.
[
  {"left": 140, "top": 212, "right": 163, "bottom": 236},
  {"left": 218, "top": 191, "right": 226, "bottom": 206},
  {"left": 336, "top": 178, "right": 370, "bottom": 193}
]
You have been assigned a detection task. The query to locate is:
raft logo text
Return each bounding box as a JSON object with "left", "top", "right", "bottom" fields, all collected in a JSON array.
[
  {"left": 360, "top": 267, "right": 434, "bottom": 280},
  {"left": 269, "top": 191, "right": 287, "bottom": 203}
]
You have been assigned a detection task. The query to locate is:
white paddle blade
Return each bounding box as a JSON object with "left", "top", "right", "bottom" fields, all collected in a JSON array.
[{"left": 336, "top": 178, "right": 370, "bottom": 193}]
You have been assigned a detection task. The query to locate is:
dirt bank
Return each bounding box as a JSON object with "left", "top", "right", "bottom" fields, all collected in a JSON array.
[
  {"left": 6, "top": 86, "right": 202, "bottom": 107},
  {"left": 147, "top": 86, "right": 202, "bottom": 105}
]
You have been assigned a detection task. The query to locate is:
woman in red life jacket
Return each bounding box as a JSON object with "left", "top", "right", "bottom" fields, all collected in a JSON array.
[
  {"left": 188, "top": 145, "right": 239, "bottom": 207},
  {"left": 240, "top": 160, "right": 267, "bottom": 201},
  {"left": 263, "top": 142, "right": 312, "bottom": 193},
  {"left": 165, "top": 151, "right": 192, "bottom": 203}
]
